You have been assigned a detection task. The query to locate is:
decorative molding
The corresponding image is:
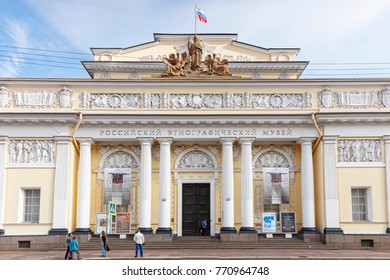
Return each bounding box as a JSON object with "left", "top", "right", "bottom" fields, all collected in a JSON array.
[
  {"left": 14, "top": 91, "right": 55, "bottom": 108},
  {"left": 9, "top": 140, "right": 55, "bottom": 164},
  {"left": 319, "top": 88, "right": 335, "bottom": 108},
  {"left": 178, "top": 150, "right": 215, "bottom": 168},
  {"left": 379, "top": 87, "right": 390, "bottom": 108},
  {"left": 337, "top": 91, "right": 377, "bottom": 108},
  {"left": 337, "top": 139, "right": 382, "bottom": 162},
  {"left": 170, "top": 93, "right": 223, "bottom": 109},
  {"left": 252, "top": 93, "right": 310, "bottom": 109}
]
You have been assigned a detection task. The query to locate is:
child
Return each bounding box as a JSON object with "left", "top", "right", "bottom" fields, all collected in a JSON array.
[{"left": 70, "top": 236, "right": 81, "bottom": 260}]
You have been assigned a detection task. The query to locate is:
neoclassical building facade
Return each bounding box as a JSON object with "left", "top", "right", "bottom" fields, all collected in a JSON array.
[{"left": 1, "top": 33, "right": 390, "bottom": 249}]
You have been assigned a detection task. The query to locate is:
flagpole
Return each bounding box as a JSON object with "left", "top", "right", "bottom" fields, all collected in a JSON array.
[{"left": 194, "top": 4, "right": 197, "bottom": 35}]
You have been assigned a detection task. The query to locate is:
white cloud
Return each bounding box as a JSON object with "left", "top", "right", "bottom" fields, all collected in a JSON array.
[{"left": 0, "top": 18, "right": 29, "bottom": 77}]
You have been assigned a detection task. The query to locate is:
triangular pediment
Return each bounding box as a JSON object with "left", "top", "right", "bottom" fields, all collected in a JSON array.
[
  {"left": 90, "top": 33, "right": 300, "bottom": 63},
  {"left": 83, "top": 33, "right": 308, "bottom": 80}
]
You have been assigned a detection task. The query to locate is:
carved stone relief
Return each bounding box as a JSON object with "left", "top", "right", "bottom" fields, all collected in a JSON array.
[
  {"left": 14, "top": 91, "right": 55, "bottom": 108},
  {"left": 170, "top": 94, "right": 223, "bottom": 109},
  {"left": 58, "top": 87, "right": 73, "bottom": 108},
  {"left": 337, "top": 91, "right": 377, "bottom": 108},
  {"left": 89, "top": 93, "right": 141, "bottom": 109},
  {"left": 319, "top": 88, "right": 335, "bottom": 108},
  {"left": 254, "top": 151, "right": 290, "bottom": 168},
  {"left": 252, "top": 93, "right": 309, "bottom": 109},
  {"left": 379, "top": 87, "right": 390, "bottom": 108},
  {"left": 178, "top": 150, "right": 215, "bottom": 168},
  {"left": 0, "top": 86, "right": 10, "bottom": 108},
  {"left": 103, "top": 151, "right": 138, "bottom": 168},
  {"left": 9, "top": 140, "right": 55, "bottom": 164},
  {"left": 337, "top": 139, "right": 382, "bottom": 162}
]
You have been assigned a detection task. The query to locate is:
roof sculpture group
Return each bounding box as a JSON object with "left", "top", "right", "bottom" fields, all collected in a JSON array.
[{"left": 161, "top": 35, "right": 231, "bottom": 77}]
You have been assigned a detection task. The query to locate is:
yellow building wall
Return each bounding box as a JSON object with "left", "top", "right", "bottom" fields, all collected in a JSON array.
[
  {"left": 5, "top": 168, "right": 55, "bottom": 234},
  {"left": 338, "top": 167, "right": 387, "bottom": 233}
]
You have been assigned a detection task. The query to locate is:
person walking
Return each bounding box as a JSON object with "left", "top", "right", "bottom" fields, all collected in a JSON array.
[
  {"left": 101, "top": 230, "right": 107, "bottom": 257},
  {"left": 201, "top": 218, "right": 207, "bottom": 236},
  {"left": 70, "top": 236, "right": 81, "bottom": 260},
  {"left": 64, "top": 232, "right": 72, "bottom": 260},
  {"left": 133, "top": 228, "right": 145, "bottom": 258}
]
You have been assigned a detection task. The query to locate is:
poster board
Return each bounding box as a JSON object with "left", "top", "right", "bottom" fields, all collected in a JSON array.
[
  {"left": 262, "top": 212, "right": 277, "bottom": 233},
  {"left": 280, "top": 212, "right": 296, "bottom": 233},
  {"left": 116, "top": 212, "right": 131, "bottom": 234},
  {"left": 96, "top": 213, "right": 110, "bottom": 234}
]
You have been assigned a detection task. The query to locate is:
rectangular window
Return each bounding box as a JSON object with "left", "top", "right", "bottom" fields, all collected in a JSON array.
[
  {"left": 24, "top": 189, "right": 40, "bottom": 223},
  {"left": 351, "top": 188, "right": 368, "bottom": 221}
]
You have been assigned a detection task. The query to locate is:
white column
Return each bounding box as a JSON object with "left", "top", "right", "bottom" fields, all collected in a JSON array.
[
  {"left": 75, "top": 138, "right": 93, "bottom": 233},
  {"left": 138, "top": 138, "right": 153, "bottom": 233},
  {"left": 220, "top": 138, "right": 237, "bottom": 233},
  {"left": 323, "top": 136, "right": 343, "bottom": 234},
  {"left": 299, "top": 138, "right": 318, "bottom": 232},
  {"left": 384, "top": 136, "right": 390, "bottom": 233},
  {"left": 239, "top": 138, "right": 256, "bottom": 233},
  {"left": 0, "top": 136, "right": 7, "bottom": 235},
  {"left": 156, "top": 138, "right": 172, "bottom": 234},
  {"left": 49, "top": 136, "right": 72, "bottom": 235}
]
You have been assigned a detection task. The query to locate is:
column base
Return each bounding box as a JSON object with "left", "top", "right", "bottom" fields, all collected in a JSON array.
[
  {"left": 386, "top": 228, "right": 390, "bottom": 234},
  {"left": 220, "top": 227, "right": 237, "bottom": 234},
  {"left": 324, "top": 227, "right": 344, "bottom": 234},
  {"left": 299, "top": 227, "right": 320, "bottom": 234},
  {"left": 74, "top": 228, "right": 92, "bottom": 235},
  {"left": 239, "top": 227, "right": 257, "bottom": 233},
  {"left": 48, "top": 228, "right": 68, "bottom": 235},
  {"left": 155, "top": 227, "right": 172, "bottom": 234},
  {"left": 0, "top": 229, "right": 4, "bottom": 236},
  {"left": 299, "top": 227, "right": 321, "bottom": 242},
  {"left": 139, "top": 227, "right": 154, "bottom": 234}
]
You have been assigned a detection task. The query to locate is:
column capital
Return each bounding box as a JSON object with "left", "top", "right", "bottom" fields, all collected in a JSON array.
[
  {"left": 0, "top": 136, "right": 8, "bottom": 144},
  {"left": 54, "top": 135, "right": 72, "bottom": 143},
  {"left": 239, "top": 137, "right": 255, "bottom": 144},
  {"left": 138, "top": 137, "right": 154, "bottom": 144},
  {"left": 220, "top": 137, "right": 235, "bottom": 144},
  {"left": 157, "top": 137, "right": 172, "bottom": 144},
  {"left": 77, "top": 137, "right": 94, "bottom": 145},
  {"left": 323, "top": 135, "right": 338, "bottom": 144},
  {"left": 298, "top": 137, "right": 316, "bottom": 144},
  {"left": 383, "top": 135, "right": 390, "bottom": 143}
]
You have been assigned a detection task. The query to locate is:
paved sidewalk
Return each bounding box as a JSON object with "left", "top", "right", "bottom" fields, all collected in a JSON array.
[{"left": 0, "top": 248, "right": 390, "bottom": 260}]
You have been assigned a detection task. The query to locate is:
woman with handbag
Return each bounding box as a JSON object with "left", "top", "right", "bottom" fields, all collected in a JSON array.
[{"left": 101, "top": 230, "right": 108, "bottom": 257}]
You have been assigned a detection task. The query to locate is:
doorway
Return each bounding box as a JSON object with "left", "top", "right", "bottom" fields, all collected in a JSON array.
[{"left": 182, "top": 183, "right": 210, "bottom": 236}]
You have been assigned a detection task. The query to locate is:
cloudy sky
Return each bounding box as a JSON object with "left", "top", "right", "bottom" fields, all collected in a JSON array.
[{"left": 1, "top": 0, "right": 390, "bottom": 78}]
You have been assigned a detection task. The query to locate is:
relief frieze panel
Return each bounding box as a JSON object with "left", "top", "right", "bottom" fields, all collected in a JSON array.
[
  {"left": 337, "top": 139, "right": 382, "bottom": 162},
  {"left": 9, "top": 140, "right": 55, "bottom": 164}
]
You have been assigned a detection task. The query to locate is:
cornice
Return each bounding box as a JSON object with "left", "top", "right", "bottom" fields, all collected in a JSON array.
[
  {"left": 0, "top": 113, "right": 78, "bottom": 125},
  {"left": 80, "top": 114, "right": 314, "bottom": 126},
  {"left": 316, "top": 113, "right": 390, "bottom": 124}
]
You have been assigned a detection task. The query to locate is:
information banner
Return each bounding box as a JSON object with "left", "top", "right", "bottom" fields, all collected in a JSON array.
[
  {"left": 116, "top": 212, "right": 131, "bottom": 233},
  {"left": 96, "top": 213, "right": 110, "bottom": 234},
  {"left": 280, "top": 212, "right": 296, "bottom": 233},
  {"left": 262, "top": 212, "right": 277, "bottom": 233}
]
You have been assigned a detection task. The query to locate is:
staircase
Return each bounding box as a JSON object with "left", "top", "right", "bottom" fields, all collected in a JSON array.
[{"left": 54, "top": 234, "right": 334, "bottom": 251}]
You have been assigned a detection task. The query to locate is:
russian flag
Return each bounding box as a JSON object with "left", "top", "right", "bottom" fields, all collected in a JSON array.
[{"left": 196, "top": 7, "right": 207, "bottom": 23}]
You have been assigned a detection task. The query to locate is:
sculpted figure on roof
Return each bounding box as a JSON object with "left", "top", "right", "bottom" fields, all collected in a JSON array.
[
  {"left": 188, "top": 35, "right": 203, "bottom": 71},
  {"left": 161, "top": 52, "right": 189, "bottom": 77}
]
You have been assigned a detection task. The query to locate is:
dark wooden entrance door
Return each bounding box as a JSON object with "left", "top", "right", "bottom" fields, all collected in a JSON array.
[{"left": 182, "top": 183, "right": 210, "bottom": 236}]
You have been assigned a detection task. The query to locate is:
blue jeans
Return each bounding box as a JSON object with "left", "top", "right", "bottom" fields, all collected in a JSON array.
[
  {"left": 101, "top": 244, "right": 106, "bottom": 256},
  {"left": 135, "top": 243, "right": 143, "bottom": 257}
]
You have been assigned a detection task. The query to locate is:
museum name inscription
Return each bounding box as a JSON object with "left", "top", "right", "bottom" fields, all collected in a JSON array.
[{"left": 98, "top": 128, "right": 293, "bottom": 137}]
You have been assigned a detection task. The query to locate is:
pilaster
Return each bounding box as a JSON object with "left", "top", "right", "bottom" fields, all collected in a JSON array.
[{"left": 0, "top": 136, "right": 7, "bottom": 235}]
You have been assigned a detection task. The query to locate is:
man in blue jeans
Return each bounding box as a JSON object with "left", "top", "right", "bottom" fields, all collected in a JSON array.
[{"left": 133, "top": 228, "right": 145, "bottom": 257}]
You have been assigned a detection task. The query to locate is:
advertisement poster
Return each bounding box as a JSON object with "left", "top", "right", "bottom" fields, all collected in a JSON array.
[
  {"left": 280, "top": 212, "right": 296, "bottom": 233},
  {"left": 104, "top": 168, "right": 131, "bottom": 212},
  {"left": 116, "top": 212, "right": 131, "bottom": 233},
  {"left": 263, "top": 167, "right": 289, "bottom": 204},
  {"left": 96, "top": 213, "right": 110, "bottom": 234},
  {"left": 262, "top": 212, "right": 277, "bottom": 233}
]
